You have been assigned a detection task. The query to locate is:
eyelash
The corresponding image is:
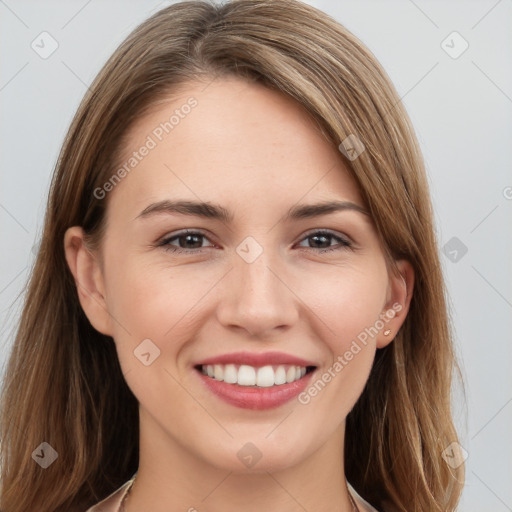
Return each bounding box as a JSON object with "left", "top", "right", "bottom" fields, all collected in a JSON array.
[{"left": 156, "top": 229, "right": 353, "bottom": 254}]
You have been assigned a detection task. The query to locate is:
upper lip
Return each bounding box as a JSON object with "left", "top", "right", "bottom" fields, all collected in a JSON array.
[{"left": 194, "top": 351, "right": 317, "bottom": 368}]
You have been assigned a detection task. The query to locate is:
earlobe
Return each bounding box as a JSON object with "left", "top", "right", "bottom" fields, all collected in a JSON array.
[
  {"left": 377, "top": 259, "right": 415, "bottom": 349},
  {"left": 63, "top": 226, "right": 113, "bottom": 336}
]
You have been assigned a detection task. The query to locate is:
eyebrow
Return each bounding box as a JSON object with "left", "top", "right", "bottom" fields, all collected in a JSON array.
[{"left": 136, "top": 199, "right": 370, "bottom": 223}]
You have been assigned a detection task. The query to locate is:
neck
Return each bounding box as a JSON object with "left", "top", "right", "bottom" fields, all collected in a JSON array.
[{"left": 126, "top": 408, "right": 356, "bottom": 512}]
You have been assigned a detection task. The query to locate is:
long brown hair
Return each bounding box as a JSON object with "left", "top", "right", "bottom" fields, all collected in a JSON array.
[{"left": 0, "top": 1, "right": 464, "bottom": 510}]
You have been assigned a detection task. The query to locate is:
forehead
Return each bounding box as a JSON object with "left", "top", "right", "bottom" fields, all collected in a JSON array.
[{"left": 107, "top": 77, "right": 363, "bottom": 219}]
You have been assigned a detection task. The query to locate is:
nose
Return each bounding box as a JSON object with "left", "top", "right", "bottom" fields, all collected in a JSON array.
[{"left": 216, "top": 248, "right": 299, "bottom": 338}]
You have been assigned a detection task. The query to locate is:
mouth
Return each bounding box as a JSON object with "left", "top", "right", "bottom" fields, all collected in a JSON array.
[
  {"left": 192, "top": 352, "right": 318, "bottom": 410},
  {"left": 194, "top": 363, "right": 316, "bottom": 388}
]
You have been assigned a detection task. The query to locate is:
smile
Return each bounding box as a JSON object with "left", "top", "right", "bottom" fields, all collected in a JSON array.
[
  {"left": 193, "top": 352, "right": 318, "bottom": 410},
  {"left": 197, "top": 363, "right": 315, "bottom": 387}
]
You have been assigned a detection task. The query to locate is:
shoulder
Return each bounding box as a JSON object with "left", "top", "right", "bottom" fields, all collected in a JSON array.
[
  {"left": 348, "top": 482, "right": 380, "bottom": 512},
  {"left": 85, "top": 476, "right": 379, "bottom": 512},
  {"left": 84, "top": 476, "right": 135, "bottom": 512}
]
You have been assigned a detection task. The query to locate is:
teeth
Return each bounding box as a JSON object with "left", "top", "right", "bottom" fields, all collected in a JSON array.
[
  {"left": 223, "top": 364, "right": 238, "bottom": 384},
  {"left": 200, "top": 363, "right": 310, "bottom": 387},
  {"left": 214, "top": 364, "right": 223, "bottom": 381},
  {"left": 256, "top": 365, "right": 274, "bottom": 387},
  {"left": 238, "top": 365, "right": 256, "bottom": 386},
  {"left": 274, "top": 365, "right": 287, "bottom": 385}
]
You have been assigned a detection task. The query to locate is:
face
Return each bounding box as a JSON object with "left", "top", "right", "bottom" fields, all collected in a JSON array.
[{"left": 66, "top": 77, "right": 411, "bottom": 475}]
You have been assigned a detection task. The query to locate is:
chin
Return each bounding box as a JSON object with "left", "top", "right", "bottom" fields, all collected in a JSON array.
[{"left": 200, "top": 437, "right": 310, "bottom": 474}]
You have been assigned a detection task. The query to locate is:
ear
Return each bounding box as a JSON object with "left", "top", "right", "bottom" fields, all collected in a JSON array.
[
  {"left": 376, "top": 259, "right": 414, "bottom": 349},
  {"left": 64, "top": 226, "right": 113, "bottom": 336}
]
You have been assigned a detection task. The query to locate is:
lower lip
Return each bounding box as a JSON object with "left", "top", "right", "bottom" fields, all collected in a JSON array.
[{"left": 195, "top": 369, "right": 315, "bottom": 410}]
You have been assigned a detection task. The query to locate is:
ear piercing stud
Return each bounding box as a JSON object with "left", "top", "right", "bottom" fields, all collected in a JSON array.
[{"left": 383, "top": 329, "right": 392, "bottom": 336}]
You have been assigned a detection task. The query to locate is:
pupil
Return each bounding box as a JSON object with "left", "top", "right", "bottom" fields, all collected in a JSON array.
[
  {"left": 312, "top": 234, "right": 329, "bottom": 248},
  {"left": 182, "top": 234, "right": 201, "bottom": 248}
]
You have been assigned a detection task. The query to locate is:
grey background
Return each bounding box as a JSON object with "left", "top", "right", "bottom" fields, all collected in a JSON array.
[{"left": 1, "top": 1, "right": 511, "bottom": 510}]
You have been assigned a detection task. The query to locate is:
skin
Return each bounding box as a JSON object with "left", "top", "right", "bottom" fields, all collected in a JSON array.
[{"left": 65, "top": 77, "right": 414, "bottom": 512}]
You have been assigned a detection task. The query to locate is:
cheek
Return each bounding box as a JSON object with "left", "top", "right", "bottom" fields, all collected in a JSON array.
[
  {"left": 102, "top": 258, "right": 216, "bottom": 410},
  {"left": 103, "top": 255, "right": 220, "bottom": 362},
  {"left": 105, "top": 251, "right": 388, "bottom": 359},
  {"left": 292, "top": 263, "right": 388, "bottom": 411},
  {"left": 296, "top": 260, "right": 388, "bottom": 348}
]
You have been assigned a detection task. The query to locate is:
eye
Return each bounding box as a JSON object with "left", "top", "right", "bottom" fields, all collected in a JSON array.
[
  {"left": 158, "top": 230, "right": 214, "bottom": 253},
  {"left": 296, "top": 230, "right": 352, "bottom": 253},
  {"left": 157, "top": 229, "right": 353, "bottom": 255}
]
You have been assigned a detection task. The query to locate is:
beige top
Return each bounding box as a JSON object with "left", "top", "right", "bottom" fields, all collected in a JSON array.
[{"left": 85, "top": 474, "right": 379, "bottom": 512}]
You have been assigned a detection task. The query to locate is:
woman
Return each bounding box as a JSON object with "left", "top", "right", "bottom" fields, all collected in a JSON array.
[{"left": 0, "top": 1, "right": 464, "bottom": 511}]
